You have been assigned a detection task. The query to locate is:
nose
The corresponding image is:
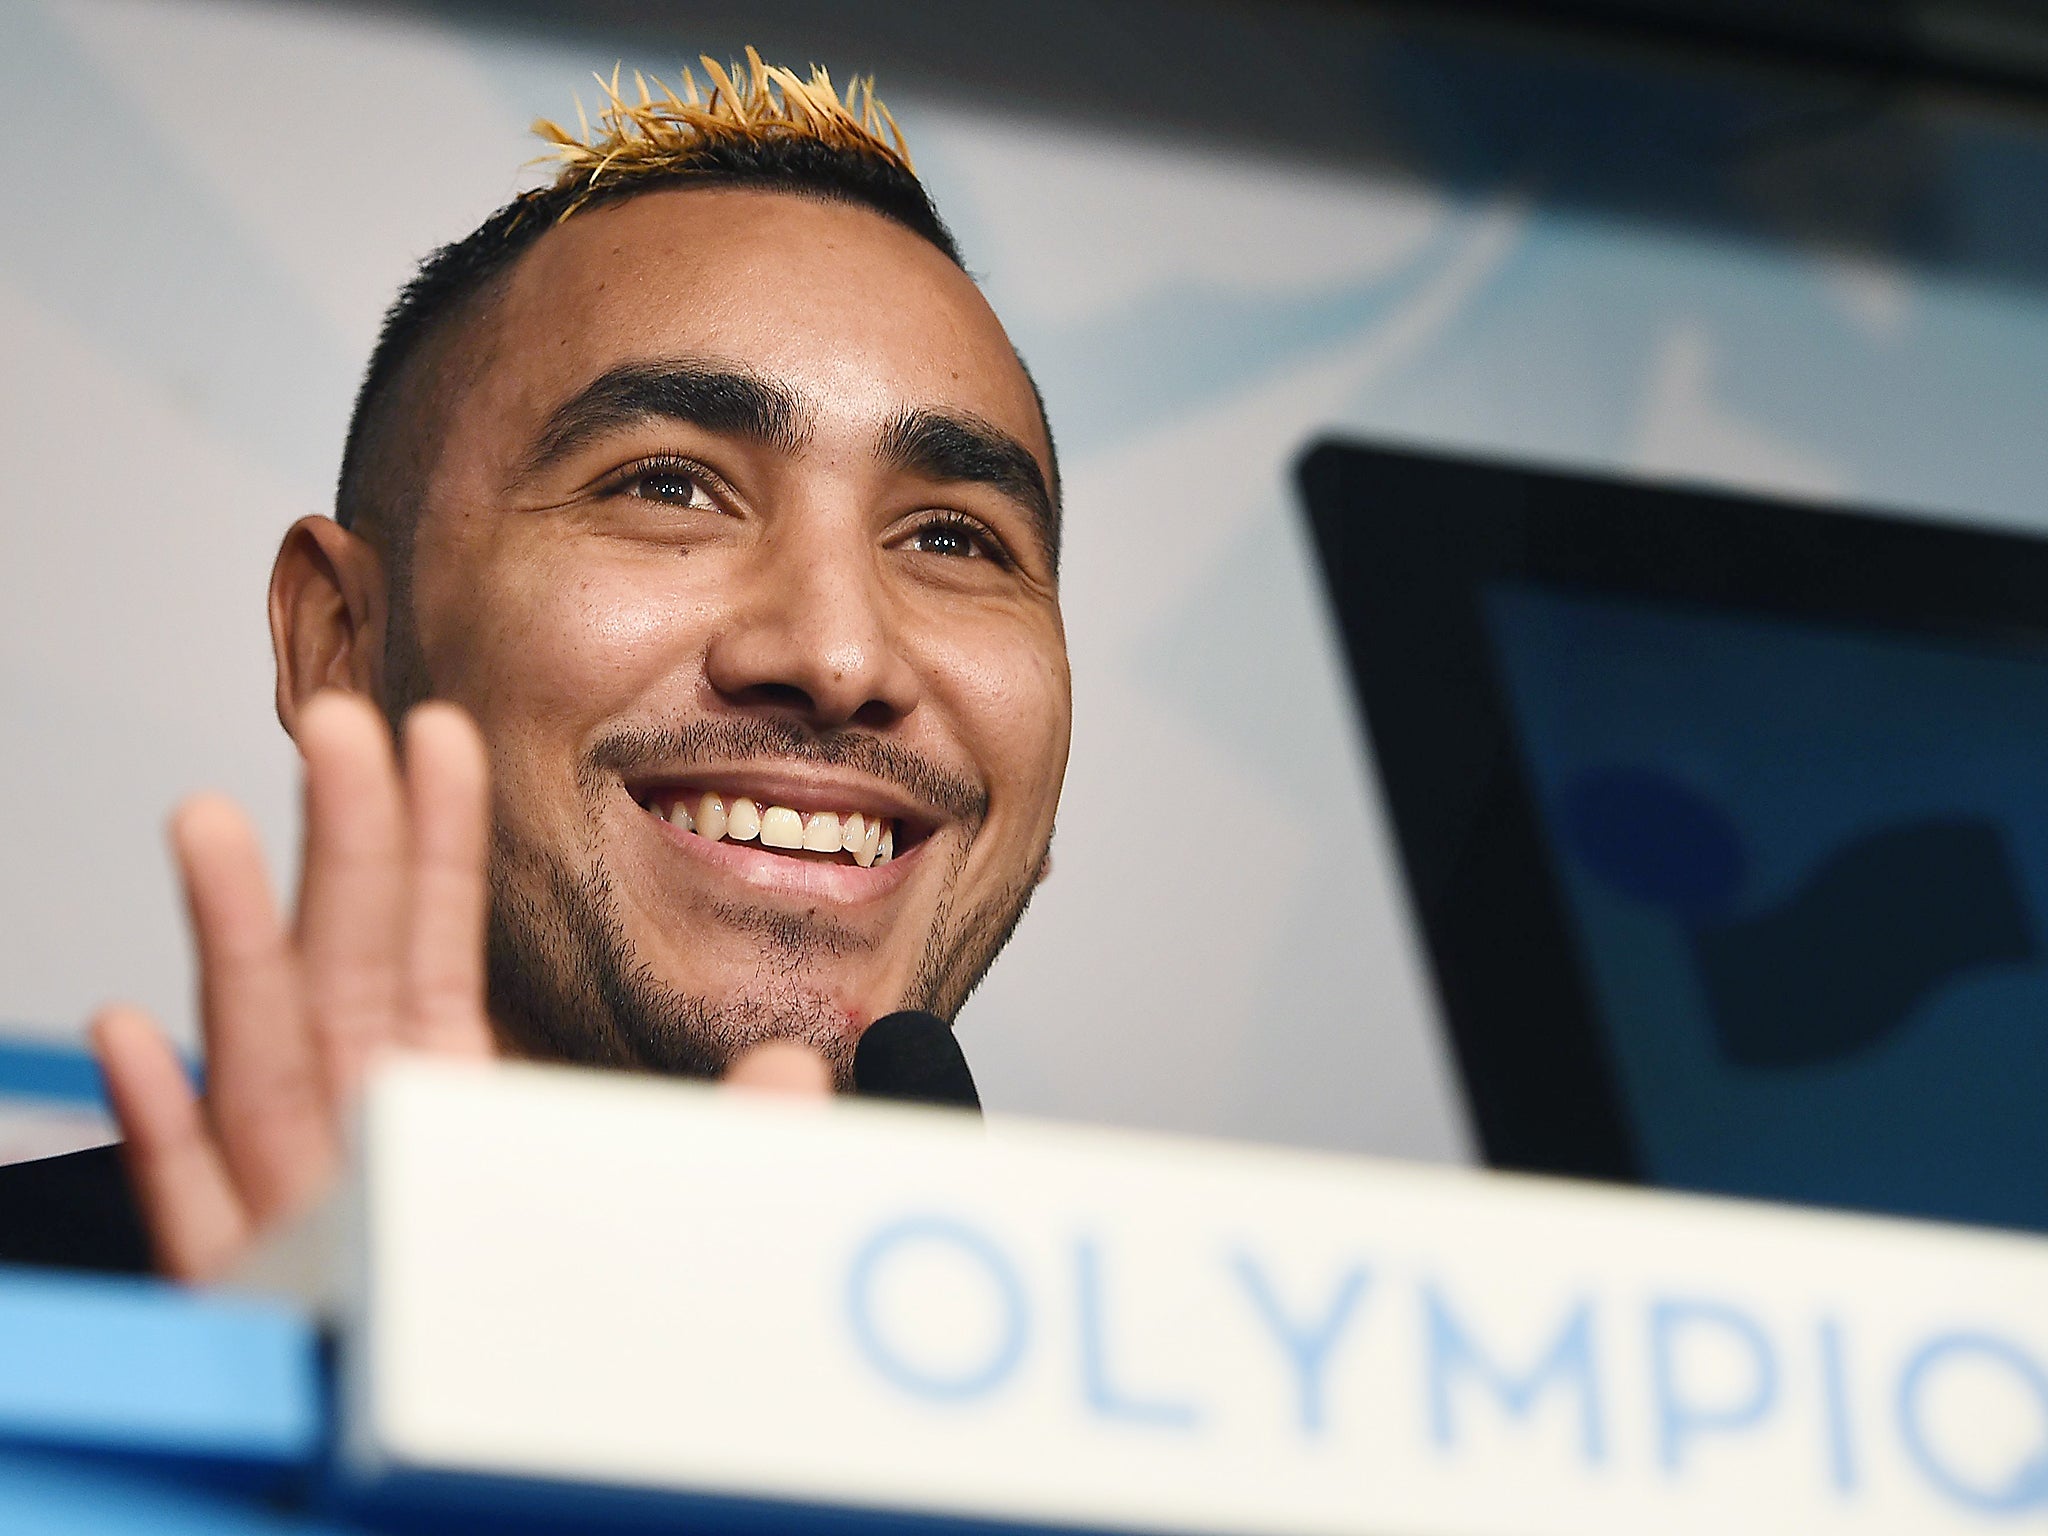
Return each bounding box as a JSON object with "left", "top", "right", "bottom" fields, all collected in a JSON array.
[{"left": 703, "top": 530, "right": 922, "bottom": 730}]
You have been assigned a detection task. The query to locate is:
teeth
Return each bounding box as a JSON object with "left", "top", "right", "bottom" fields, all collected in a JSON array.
[
  {"left": 726, "top": 796, "right": 761, "bottom": 843},
  {"left": 695, "top": 792, "right": 727, "bottom": 842},
  {"left": 759, "top": 805, "right": 805, "bottom": 849},
  {"left": 654, "top": 792, "right": 900, "bottom": 864}
]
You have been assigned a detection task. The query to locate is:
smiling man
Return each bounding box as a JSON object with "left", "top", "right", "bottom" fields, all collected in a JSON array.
[{"left": 12, "top": 54, "right": 1070, "bottom": 1279}]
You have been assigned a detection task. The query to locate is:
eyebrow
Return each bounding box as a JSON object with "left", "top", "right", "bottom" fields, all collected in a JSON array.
[
  {"left": 521, "top": 360, "right": 810, "bottom": 476},
  {"left": 521, "top": 360, "right": 1059, "bottom": 571},
  {"left": 877, "top": 407, "right": 1060, "bottom": 572}
]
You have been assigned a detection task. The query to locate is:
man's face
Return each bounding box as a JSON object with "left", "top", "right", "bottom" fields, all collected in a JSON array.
[{"left": 393, "top": 187, "right": 1070, "bottom": 1081}]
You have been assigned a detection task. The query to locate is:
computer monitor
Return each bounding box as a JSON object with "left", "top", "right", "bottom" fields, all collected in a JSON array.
[{"left": 1299, "top": 439, "right": 2048, "bottom": 1234}]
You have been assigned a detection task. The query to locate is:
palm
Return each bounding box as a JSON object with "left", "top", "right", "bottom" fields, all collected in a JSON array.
[{"left": 92, "top": 694, "right": 494, "bottom": 1281}]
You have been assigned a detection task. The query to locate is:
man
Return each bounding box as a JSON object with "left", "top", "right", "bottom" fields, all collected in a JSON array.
[{"left": 0, "top": 52, "right": 1069, "bottom": 1280}]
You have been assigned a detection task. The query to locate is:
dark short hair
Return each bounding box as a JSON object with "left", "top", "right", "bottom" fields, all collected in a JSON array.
[{"left": 334, "top": 135, "right": 966, "bottom": 542}]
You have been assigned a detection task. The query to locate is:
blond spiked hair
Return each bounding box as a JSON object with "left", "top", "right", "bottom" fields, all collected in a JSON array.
[
  {"left": 340, "top": 47, "right": 965, "bottom": 535},
  {"left": 333, "top": 48, "right": 1061, "bottom": 571},
  {"left": 532, "top": 49, "right": 916, "bottom": 220}
]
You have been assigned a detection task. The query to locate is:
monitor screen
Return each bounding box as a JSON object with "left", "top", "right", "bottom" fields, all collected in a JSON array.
[{"left": 1482, "top": 580, "right": 2048, "bottom": 1231}]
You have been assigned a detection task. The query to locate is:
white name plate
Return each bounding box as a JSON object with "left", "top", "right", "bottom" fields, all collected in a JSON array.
[{"left": 301, "top": 1058, "right": 2048, "bottom": 1535}]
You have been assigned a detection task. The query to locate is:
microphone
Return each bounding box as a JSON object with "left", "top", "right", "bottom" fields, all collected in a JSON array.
[{"left": 852, "top": 1010, "right": 982, "bottom": 1115}]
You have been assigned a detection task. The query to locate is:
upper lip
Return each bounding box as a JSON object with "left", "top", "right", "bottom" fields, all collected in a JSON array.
[{"left": 624, "top": 765, "right": 947, "bottom": 842}]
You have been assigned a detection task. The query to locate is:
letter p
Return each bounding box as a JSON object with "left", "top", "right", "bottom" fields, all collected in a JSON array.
[{"left": 1651, "top": 1297, "right": 1779, "bottom": 1476}]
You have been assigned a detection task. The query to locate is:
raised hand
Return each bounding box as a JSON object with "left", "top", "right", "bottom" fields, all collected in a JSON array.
[{"left": 91, "top": 692, "right": 495, "bottom": 1282}]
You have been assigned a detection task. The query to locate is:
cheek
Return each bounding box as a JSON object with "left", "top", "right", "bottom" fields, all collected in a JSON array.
[
  {"left": 421, "top": 545, "right": 717, "bottom": 777},
  {"left": 934, "top": 624, "right": 1072, "bottom": 816}
]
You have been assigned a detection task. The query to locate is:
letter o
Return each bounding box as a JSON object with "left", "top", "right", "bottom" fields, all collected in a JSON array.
[
  {"left": 1898, "top": 1331, "right": 2048, "bottom": 1515},
  {"left": 847, "top": 1216, "right": 1029, "bottom": 1402}
]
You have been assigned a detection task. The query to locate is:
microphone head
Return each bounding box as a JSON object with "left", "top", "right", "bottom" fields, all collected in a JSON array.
[{"left": 852, "top": 1010, "right": 982, "bottom": 1115}]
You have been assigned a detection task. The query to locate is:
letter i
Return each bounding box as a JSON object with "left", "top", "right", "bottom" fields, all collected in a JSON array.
[{"left": 1818, "top": 1318, "right": 1857, "bottom": 1496}]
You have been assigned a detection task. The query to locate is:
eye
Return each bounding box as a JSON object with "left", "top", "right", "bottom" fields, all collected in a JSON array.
[
  {"left": 904, "top": 515, "right": 1010, "bottom": 566},
  {"left": 610, "top": 456, "right": 719, "bottom": 509}
]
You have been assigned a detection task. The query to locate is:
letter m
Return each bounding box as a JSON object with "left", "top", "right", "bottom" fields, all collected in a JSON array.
[{"left": 1424, "top": 1282, "right": 1605, "bottom": 1464}]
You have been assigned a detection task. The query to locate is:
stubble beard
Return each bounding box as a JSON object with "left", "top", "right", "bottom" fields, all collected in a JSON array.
[
  {"left": 381, "top": 568, "right": 1049, "bottom": 1085},
  {"left": 481, "top": 820, "right": 1045, "bottom": 1089}
]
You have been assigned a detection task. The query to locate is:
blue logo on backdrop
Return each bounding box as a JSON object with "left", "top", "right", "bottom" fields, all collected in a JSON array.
[
  {"left": 1557, "top": 768, "right": 2039, "bottom": 1068},
  {"left": 844, "top": 1212, "right": 2048, "bottom": 1515}
]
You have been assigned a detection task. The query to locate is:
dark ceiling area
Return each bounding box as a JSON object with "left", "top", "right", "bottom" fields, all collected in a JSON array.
[
  {"left": 378, "top": 0, "right": 2046, "bottom": 292},
  {"left": 400, "top": 0, "right": 2048, "bottom": 167},
  {"left": 1404, "top": 0, "right": 2048, "bottom": 99}
]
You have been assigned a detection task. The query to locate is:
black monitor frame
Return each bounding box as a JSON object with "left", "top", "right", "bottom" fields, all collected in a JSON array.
[{"left": 1296, "top": 437, "right": 2048, "bottom": 1186}]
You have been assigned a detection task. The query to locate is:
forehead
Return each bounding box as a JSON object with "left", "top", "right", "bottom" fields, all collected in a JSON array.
[{"left": 468, "top": 186, "right": 1047, "bottom": 464}]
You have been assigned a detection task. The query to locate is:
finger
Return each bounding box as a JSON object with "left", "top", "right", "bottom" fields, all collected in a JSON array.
[
  {"left": 399, "top": 703, "right": 496, "bottom": 1057},
  {"left": 92, "top": 1005, "right": 248, "bottom": 1283},
  {"left": 294, "top": 691, "right": 411, "bottom": 1098},
  {"left": 722, "top": 1040, "right": 833, "bottom": 1098},
  {"left": 174, "top": 793, "right": 330, "bottom": 1220}
]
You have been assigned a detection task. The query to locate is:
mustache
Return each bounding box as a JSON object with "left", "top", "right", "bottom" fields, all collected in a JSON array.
[{"left": 582, "top": 715, "right": 989, "bottom": 827}]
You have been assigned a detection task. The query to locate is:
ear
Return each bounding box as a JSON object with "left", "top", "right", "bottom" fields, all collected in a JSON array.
[{"left": 269, "top": 516, "right": 390, "bottom": 738}]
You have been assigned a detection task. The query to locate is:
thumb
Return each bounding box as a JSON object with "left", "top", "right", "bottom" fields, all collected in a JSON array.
[{"left": 721, "top": 1040, "right": 832, "bottom": 1098}]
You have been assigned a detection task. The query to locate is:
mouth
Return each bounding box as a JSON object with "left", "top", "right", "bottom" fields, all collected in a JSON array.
[{"left": 629, "top": 784, "right": 933, "bottom": 870}]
